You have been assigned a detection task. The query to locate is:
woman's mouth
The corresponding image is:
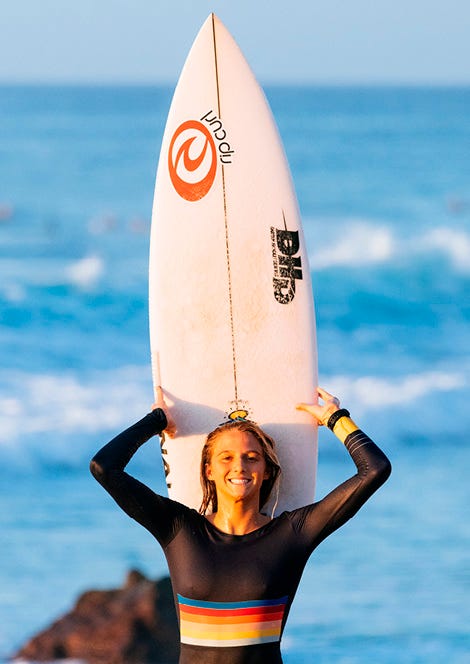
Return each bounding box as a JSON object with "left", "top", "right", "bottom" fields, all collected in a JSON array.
[{"left": 228, "top": 478, "right": 251, "bottom": 485}]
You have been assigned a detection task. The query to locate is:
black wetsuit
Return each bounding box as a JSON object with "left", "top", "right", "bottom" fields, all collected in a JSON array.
[{"left": 90, "top": 409, "right": 391, "bottom": 664}]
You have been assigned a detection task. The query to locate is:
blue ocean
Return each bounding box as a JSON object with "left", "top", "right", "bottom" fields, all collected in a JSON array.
[{"left": 1, "top": 86, "right": 469, "bottom": 663}]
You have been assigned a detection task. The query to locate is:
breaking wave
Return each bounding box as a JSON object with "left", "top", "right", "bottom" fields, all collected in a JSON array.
[
  {"left": 1, "top": 365, "right": 467, "bottom": 467},
  {"left": 307, "top": 219, "right": 470, "bottom": 274}
]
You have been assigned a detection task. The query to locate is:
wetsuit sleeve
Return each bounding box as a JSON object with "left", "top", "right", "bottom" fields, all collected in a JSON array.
[
  {"left": 90, "top": 409, "right": 187, "bottom": 547},
  {"left": 290, "top": 426, "right": 391, "bottom": 550}
]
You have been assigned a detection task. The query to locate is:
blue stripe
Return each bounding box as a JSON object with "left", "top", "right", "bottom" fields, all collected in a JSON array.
[{"left": 177, "top": 594, "right": 288, "bottom": 609}]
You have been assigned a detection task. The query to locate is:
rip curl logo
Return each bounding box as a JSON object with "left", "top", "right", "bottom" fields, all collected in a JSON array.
[
  {"left": 200, "top": 111, "right": 235, "bottom": 164},
  {"left": 271, "top": 223, "right": 303, "bottom": 304},
  {"left": 168, "top": 120, "right": 217, "bottom": 201}
]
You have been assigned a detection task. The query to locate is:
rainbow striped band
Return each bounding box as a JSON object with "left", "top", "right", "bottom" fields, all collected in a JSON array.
[{"left": 177, "top": 594, "right": 288, "bottom": 648}]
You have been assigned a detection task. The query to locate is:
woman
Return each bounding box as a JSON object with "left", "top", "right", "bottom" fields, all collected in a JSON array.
[{"left": 91, "top": 387, "right": 391, "bottom": 663}]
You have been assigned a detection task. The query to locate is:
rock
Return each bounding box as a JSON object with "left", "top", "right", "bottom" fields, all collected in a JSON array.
[{"left": 12, "top": 570, "right": 179, "bottom": 663}]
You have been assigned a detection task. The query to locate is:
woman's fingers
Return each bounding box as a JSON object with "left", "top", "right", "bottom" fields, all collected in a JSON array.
[
  {"left": 296, "top": 402, "right": 316, "bottom": 414},
  {"left": 296, "top": 401, "right": 326, "bottom": 423},
  {"left": 153, "top": 386, "right": 177, "bottom": 438},
  {"left": 164, "top": 419, "right": 177, "bottom": 438},
  {"left": 155, "top": 385, "right": 165, "bottom": 406},
  {"left": 317, "top": 387, "right": 339, "bottom": 405},
  {"left": 297, "top": 387, "right": 341, "bottom": 426},
  {"left": 317, "top": 387, "right": 340, "bottom": 408}
]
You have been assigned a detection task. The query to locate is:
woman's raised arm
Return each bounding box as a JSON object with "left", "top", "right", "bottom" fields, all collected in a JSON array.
[{"left": 90, "top": 406, "right": 187, "bottom": 548}]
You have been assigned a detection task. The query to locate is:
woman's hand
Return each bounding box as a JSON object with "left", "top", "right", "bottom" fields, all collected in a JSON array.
[
  {"left": 152, "top": 386, "right": 177, "bottom": 438},
  {"left": 296, "top": 387, "right": 341, "bottom": 426}
]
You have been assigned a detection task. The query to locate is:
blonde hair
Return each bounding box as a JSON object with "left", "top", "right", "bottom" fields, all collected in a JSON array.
[{"left": 199, "top": 420, "right": 281, "bottom": 515}]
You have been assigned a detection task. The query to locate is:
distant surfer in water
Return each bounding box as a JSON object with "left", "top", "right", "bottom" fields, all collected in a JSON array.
[{"left": 91, "top": 387, "right": 391, "bottom": 663}]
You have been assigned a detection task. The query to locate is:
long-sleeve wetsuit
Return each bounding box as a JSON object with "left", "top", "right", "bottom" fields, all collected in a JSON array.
[{"left": 90, "top": 409, "right": 391, "bottom": 664}]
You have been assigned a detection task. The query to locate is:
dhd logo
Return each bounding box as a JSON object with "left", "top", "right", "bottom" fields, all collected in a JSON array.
[{"left": 271, "top": 226, "right": 303, "bottom": 304}]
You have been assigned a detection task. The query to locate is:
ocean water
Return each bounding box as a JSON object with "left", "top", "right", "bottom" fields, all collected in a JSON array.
[{"left": 1, "top": 85, "right": 469, "bottom": 663}]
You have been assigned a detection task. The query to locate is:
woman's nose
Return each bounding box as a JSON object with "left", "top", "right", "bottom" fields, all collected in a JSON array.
[{"left": 232, "top": 456, "right": 247, "bottom": 472}]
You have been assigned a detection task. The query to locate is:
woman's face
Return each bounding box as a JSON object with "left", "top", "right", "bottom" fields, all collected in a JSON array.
[{"left": 205, "top": 429, "right": 269, "bottom": 506}]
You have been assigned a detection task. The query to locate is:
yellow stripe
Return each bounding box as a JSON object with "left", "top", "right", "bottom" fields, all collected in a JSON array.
[
  {"left": 333, "top": 416, "right": 359, "bottom": 443},
  {"left": 181, "top": 619, "right": 282, "bottom": 633},
  {"left": 180, "top": 624, "right": 281, "bottom": 640}
]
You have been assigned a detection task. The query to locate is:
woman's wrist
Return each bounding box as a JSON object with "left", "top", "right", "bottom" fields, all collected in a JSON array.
[
  {"left": 327, "top": 408, "right": 350, "bottom": 430},
  {"left": 149, "top": 407, "right": 168, "bottom": 433},
  {"left": 327, "top": 409, "right": 359, "bottom": 444}
]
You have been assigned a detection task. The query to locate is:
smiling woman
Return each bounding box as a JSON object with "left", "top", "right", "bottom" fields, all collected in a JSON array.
[
  {"left": 90, "top": 387, "right": 391, "bottom": 663},
  {"left": 200, "top": 421, "right": 281, "bottom": 525}
]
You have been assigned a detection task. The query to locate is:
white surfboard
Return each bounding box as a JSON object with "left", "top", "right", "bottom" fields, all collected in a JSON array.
[{"left": 149, "top": 13, "right": 317, "bottom": 514}]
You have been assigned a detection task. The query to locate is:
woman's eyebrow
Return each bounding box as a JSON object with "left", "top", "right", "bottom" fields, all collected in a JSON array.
[{"left": 216, "top": 449, "right": 261, "bottom": 456}]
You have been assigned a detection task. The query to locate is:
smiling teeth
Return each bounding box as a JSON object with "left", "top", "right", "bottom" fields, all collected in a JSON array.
[{"left": 229, "top": 479, "right": 250, "bottom": 485}]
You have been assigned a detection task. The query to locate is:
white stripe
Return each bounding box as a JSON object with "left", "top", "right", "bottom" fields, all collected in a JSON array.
[
  {"left": 346, "top": 431, "right": 364, "bottom": 444},
  {"left": 181, "top": 634, "right": 280, "bottom": 647},
  {"left": 347, "top": 441, "right": 371, "bottom": 454}
]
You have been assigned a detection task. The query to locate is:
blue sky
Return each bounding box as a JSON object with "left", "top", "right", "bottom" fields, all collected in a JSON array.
[{"left": 2, "top": 0, "right": 470, "bottom": 84}]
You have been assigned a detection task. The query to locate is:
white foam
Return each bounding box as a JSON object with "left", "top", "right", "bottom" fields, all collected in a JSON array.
[
  {"left": 310, "top": 222, "right": 395, "bottom": 270},
  {"left": 2, "top": 364, "right": 466, "bottom": 451},
  {"left": 324, "top": 370, "right": 466, "bottom": 414},
  {"left": 0, "top": 366, "right": 152, "bottom": 446},
  {"left": 66, "top": 254, "right": 104, "bottom": 289},
  {"left": 420, "top": 227, "right": 470, "bottom": 272},
  {"left": 2, "top": 283, "right": 26, "bottom": 302},
  {"left": 306, "top": 219, "right": 470, "bottom": 273}
]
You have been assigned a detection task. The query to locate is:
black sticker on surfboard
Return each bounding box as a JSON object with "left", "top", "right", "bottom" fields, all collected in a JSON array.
[{"left": 271, "top": 225, "right": 303, "bottom": 304}]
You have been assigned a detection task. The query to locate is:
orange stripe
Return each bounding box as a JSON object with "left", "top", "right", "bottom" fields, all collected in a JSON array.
[{"left": 181, "top": 623, "right": 282, "bottom": 638}]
